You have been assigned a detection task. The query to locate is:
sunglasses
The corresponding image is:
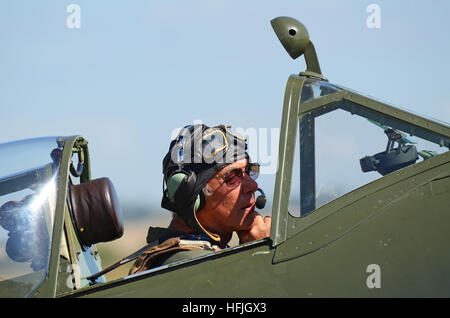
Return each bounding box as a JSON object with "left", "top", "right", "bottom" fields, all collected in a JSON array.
[{"left": 215, "top": 163, "right": 260, "bottom": 188}]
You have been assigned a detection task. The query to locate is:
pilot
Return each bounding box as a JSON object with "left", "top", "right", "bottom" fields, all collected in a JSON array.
[{"left": 129, "top": 124, "right": 271, "bottom": 274}]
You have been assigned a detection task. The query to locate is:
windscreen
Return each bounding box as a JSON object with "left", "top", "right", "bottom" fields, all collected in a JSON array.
[
  {"left": 289, "top": 80, "right": 449, "bottom": 217},
  {"left": 0, "top": 137, "right": 63, "bottom": 297}
]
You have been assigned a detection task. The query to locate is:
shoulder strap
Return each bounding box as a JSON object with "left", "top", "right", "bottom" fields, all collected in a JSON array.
[
  {"left": 86, "top": 236, "right": 217, "bottom": 283},
  {"left": 86, "top": 240, "right": 161, "bottom": 283},
  {"left": 128, "top": 237, "right": 218, "bottom": 275}
]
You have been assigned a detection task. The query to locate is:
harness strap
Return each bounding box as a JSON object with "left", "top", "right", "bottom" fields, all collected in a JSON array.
[
  {"left": 86, "top": 236, "right": 217, "bottom": 283},
  {"left": 129, "top": 237, "right": 217, "bottom": 275},
  {"left": 86, "top": 241, "right": 157, "bottom": 283}
]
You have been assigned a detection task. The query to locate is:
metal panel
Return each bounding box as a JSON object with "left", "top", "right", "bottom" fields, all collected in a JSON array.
[
  {"left": 275, "top": 151, "right": 450, "bottom": 263},
  {"left": 270, "top": 75, "right": 304, "bottom": 246}
]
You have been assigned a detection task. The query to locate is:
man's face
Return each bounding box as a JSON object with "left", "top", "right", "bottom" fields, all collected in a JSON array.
[{"left": 196, "top": 159, "right": 259, "bottom": 238}]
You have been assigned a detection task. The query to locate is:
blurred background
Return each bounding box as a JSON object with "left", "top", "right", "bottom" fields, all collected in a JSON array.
[{"left": 1, "top": 0, "right": 449, "bottom": 279}]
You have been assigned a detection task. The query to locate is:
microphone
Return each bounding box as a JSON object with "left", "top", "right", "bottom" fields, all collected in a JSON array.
[{"left": 255, "top": 188, "right": 267, "bottom": 209}]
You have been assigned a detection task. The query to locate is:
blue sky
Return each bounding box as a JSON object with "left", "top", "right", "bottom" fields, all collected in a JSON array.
[{"left": 1, "top": 1, "right": 449, "bottom": 219}]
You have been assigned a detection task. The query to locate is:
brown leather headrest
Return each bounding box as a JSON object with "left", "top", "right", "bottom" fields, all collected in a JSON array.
[{"left": 69, "top": 177, "right": 124, "bottom": 247}]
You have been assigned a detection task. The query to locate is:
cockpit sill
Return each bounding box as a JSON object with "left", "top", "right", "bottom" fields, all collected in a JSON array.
[{"left": 57, "top": 237, "right": 272, "bottom": 297}]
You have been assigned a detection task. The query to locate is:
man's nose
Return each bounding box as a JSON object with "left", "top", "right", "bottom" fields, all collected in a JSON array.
[{"left": 241, "top": 173, "right": 258, "bottom": 193}]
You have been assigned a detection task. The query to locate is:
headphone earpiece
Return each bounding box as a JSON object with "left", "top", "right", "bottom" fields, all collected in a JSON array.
[
  {"left": 196, "top": 190, "right": 205, "bottom": 212},
  {"left": 166, "top": 170, "right": 204, "bottom": 212},
  {"left": 166, "top": 171, "right": 189, "bottom": 202}
]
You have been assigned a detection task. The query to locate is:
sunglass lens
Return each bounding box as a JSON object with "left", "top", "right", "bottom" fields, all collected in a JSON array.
[
  {"left": 247, "top": 163, "right": 260, "bottom": 180},
  {"left": 225, "top": 169, "right": 243, "bottom": 187}
]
